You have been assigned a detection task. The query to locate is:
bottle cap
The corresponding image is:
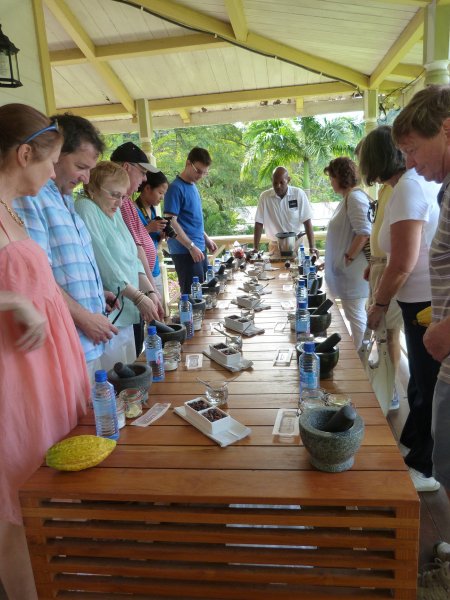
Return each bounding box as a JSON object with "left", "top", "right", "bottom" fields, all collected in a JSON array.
[
  {"left": 309, "top": 266, "right": 316, "bottom": 273},
  {"left": 304, "top": 254, "right": 310, "bottom": 259},
  {"left": 298, "top": 279, "right": 305, "bottom": 286},
  {"left": 94, "top": 369, "right": 107, "bottom": 382},
  {"left": 298, "top": 301, "right": 307, "bottom": 309},
  {"left": 207, "top": 265, "right": 213, "bottom": 271},
  {"left": 148, "top": 325, "right": 157, "bottom": 335},
  {"left": 181, "top": 293, "right": 189, "bottom": 301},
  {"left": 303, "top": 341, "right": 316, "bottom": 353},
  {"left": 192, "top": 276, "right": 199, "bottom": 283}
]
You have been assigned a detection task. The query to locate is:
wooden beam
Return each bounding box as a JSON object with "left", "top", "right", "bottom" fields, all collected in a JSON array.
[
  {"left": 54, "top": 104, "right": 129, "bottom": 120},
  {"left": 44, "top": 0, "right": 135, "bottom": 115},
  {"left": 392, "top": 63, "right": 425, "bottom": 78},
  {"left": 295, "top": 97, "right": 304, "bottom": 115},
  {"left": 179, "top": 109, "right": 191, "bottom": 124},
  {"left": 138, "top": 0, "right": 368, "bottom": 89},
  {"left": 224, "top": 0, "right": 248, "bottom": 43},
  {"left": 369, "top": 9, "right": 424, "bottom": 88},
  {"left": 32, "top": 0, "right": 56, "bottom": 115},
  {"left": 57, "top": 81, "right": 355, "bottom": 120},
  {"left": 148, "top": 81, "right": 354, "bottom": 111},
  {"left": 50, "top": 33, "right": 228, "bottom": 65},
  {"left": 370, "top": 0, "right": 429, "bottom": 5}
]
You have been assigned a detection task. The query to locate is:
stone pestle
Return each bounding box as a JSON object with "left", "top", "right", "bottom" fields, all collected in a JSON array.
[
  {"left": 321, "top": 405, "right": 356, "bottom": 433},
  {"left": 113, "top": 362, "right": 136, "bottom": 379}
]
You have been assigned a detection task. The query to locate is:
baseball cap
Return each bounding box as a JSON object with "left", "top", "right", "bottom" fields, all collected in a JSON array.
[{"left": 110, "top": 142, "right": 160, "bottom": 173}]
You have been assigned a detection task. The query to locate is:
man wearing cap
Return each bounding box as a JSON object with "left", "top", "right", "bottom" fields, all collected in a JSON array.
[
  {"left": 14, "top": 113, "right": 118, "bottom": 380},
  {"left": 163, "top": 146, "right": 218, "bottom": 294},
  {"left": 254, "top": 166, "right": 318, "bottom": 257},
  {"left": 110, "top": 142, "right": 164, "bottom": 353}
]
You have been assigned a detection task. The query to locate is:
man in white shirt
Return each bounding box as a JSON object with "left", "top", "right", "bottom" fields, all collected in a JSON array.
[{"left": 253, "top": 167, "right": 318, "bottom": 256}]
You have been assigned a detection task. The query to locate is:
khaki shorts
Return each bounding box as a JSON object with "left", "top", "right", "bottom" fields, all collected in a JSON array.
[{"left": 369, "top": 260, "right": 403, "bottom": 331}]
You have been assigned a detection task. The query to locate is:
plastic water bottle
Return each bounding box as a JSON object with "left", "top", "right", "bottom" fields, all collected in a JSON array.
[
  {"left": 295, "top": 300, "right": 310, "bottom": 339},
  {"left": 214, "top": 258, "right": 221, "bottom": 273},
  {"left": 297, "top": 243, "right": 305, "bottom": 266},
  {"left": 296, "top": 278, "right": 308, "bottom": 305},
  {"left": 307, "top": 266, "right": 317, "bottom": 291},
  {"left": 205, "top": 265, "right": 214, "bottom": 283},
  {"left": 299, "top": 342, "right": 320, "bottom": 394},
  {"left": 179, "top": 293, "right": 194, "bottom": 338},
  {"left": 145, "top": 325, "right": 165, "bottom": 382},
  {"left": 191, "top": 276, "right": 203, "bottom": 299},
  {"left": 92, "top": 370, "right": 119, "bottom": 441},
  {"left": 223, "top": 250, "right": 231, "bottom": 262},
  {"left": 303, "top": 254, "right": 311, "bottom": 273}
]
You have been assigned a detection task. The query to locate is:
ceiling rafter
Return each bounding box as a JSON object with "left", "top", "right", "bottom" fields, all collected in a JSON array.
[
  {"left": 56, "top": 78, "right": 401, "bottom": 121},
  {"left": 44, "top": 0, "right": 135, "bottom": 115},
  {"left": 32, "top": 0, "right": 56, "bottom": 115},
  {"left": 179, "top": 109, "right": 191, "bottom": 124},
  {"left": 49, "top": 33, "right": 228, "bottom": 66},
  {"left": 224, "top": 0, "right": 248, "bottom": 43},
  {"left": 137, "top": 0, "right": 369, "bottom": 89},
  {"left": 369, "top": 8, "right": 424, "bottom": 88}
]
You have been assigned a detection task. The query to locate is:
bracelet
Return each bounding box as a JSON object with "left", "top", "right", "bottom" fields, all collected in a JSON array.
[
  {"left": 144, "top": 290, "right": 156, "bottom": 297},
  {"left": 344, "top": 253, "right": 354, "bottom": 262},
  {"left": 375, "top": 302, "right": 389, "bottom": 307},
  {"left": 133, "top": 290, "right": 145, "bottom": 307}
]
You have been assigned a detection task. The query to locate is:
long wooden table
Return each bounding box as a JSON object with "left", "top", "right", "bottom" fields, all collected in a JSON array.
[{"left": 20, "top": 266, "right": 419, "bottom": 599}]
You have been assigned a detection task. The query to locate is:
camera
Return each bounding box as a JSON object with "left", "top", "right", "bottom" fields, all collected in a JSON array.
[{"left": 154, "top": 215, "right": 177, "bottom": 239}]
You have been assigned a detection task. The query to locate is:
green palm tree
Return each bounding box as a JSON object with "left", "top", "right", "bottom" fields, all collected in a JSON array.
[{"left": 241, "top": 116, "right": 364, "bottom": 197}]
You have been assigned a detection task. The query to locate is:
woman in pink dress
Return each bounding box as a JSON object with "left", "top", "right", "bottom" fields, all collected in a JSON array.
[{"left": 0, "top": 104, "right": 90, "bottom": 599}]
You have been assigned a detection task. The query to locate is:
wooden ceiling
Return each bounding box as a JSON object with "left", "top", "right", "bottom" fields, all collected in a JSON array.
[{"left": 37, "top": 0, "right": 437, "bottom": 131}]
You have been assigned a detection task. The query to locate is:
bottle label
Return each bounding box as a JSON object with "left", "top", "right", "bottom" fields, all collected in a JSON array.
[
  {"left": 180, "top": 310, "right": 193, "bottom": 324},
  {"left": 301, "top": 372, "right": 318, "bottom": 389},
  {"left": 296, "top": 318, "right": 309, "bottom": 333},
  {"left": 146, "top": 347, "right": 163, "bottom": 364},
  {"left": 192, "top": 289, "right": 202, "bottom": 299}
]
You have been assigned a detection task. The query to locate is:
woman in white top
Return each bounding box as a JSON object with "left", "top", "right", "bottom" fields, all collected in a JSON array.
[
  {"left": 323, "top": 157, "right": 371, "bottom": 350},
  {"left": 359, "top": 125, "right": 441, "bottom": 492}
]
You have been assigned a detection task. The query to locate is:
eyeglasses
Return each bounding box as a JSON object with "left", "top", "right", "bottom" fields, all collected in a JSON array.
[
  {"left": 367, "top": 200, "right": 378, "bottom": 224},
  {"left": 130, "top": 163, "right": 147, "bottom": 176},
  {"left": 105, "top": 287, "right": 125, "bottom": 325},
  {"left": 20, "top": 120, "right": 59, "bottom": 145},
  {"left": 100, "top": 187, "right": 127, "bottom": 201},
  {"left": 190, "top": 162, "right": 209, "bottom": 177}
]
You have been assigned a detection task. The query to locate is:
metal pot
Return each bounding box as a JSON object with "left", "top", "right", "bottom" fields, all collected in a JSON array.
[{"left": 275, "top": 231, "right": 296, "bottom": 256}]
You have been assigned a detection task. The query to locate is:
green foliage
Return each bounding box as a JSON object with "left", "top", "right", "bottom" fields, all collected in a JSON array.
[{"left": 102, "top": 115, "right": 363, "bottom": 233}]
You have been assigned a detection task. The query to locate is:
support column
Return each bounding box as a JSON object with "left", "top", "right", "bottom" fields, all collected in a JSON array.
[
  {"left": 136, "top": 98, "right": 169, "bottom": 313},
  {"left": 363, "top": 90, "right": 378, "bottom": 134},
  {"left": 136, "top": 98, "right": 156, "bottom": 164},
  {"left": 423, "top": 1, "right": 450, "bottom": 85}
]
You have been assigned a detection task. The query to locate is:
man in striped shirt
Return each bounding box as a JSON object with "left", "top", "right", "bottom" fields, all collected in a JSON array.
[{"left": 393, "top": 85, "right": 450, "bottom": 591}]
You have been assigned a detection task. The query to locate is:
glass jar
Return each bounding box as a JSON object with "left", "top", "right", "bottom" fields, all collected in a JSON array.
[
  {"left": 119, "top": 388, "right": 145, "bottom": 419},
  {"left": 204, "top": 381, "right": 229, "bottom": 407},
  {"left": 116, "top": 396, "right": 126, "bottom": 429},
  {"left": 193, "top": 311, "right": 203, "bottom": 331},
  {"left": 163, "top": 344, "right": 181, "bottom": 371},
  {"left": 203, "top": 294, "right": 213, "bottom": 310},
  {"left": 298, "top": 387, "right": 327, "bottom": 414}
]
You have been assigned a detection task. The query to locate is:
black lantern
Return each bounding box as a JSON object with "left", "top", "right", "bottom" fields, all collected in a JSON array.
[{"left": 0, "top": 25, "right": 22, "bottom": 88}]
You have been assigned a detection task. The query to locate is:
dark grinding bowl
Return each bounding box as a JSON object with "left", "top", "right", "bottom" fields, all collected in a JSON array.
[
  {"left": 308, "top": 309, "right": 332, "bottom": 336},
  {"left": 107, "top": 363, "right": 152, "bottom": 395},
  {"left": 307, "top": 289, "right": 326, "bottom": 308},
  {"left": 159, "top": 322, "right": 187, "bottom": 346},
  {"left": 296, "top": 342, "right": 339, "bottom": 379},
  {"left": 188, "top": 296, "right": 206, "bottom": 313}
]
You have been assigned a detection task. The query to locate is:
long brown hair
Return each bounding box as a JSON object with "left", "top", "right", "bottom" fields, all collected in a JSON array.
[{"left": 0, "top": 103, "right": 61, "bottom": 168}]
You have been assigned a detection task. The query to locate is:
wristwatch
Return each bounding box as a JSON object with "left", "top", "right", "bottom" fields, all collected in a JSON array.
[{"left": 189, "top": 241, "right": 195, "bottom": 248}]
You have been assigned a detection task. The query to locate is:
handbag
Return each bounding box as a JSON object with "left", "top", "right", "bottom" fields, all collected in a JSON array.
[{"left": 358, "top": 316, "right": 394, "bottom": 416}]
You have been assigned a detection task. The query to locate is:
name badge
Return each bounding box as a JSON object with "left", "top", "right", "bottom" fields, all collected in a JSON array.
[{"left": 288, "top": 199, "right": 298, "bottom": 209}]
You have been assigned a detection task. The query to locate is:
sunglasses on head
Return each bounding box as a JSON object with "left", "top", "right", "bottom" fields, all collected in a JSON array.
[{"left": 20, "top": 119, "right": 59, "bottom": 145}]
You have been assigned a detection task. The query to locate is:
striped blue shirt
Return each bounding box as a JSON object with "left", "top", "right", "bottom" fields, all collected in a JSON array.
[{"left": 14, "top": 180, "right": 106, "bottom": 362}]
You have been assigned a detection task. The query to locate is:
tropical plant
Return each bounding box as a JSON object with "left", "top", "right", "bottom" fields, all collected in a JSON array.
[{"left": 241, "top": 116, "right": 364, "bottom": 197}]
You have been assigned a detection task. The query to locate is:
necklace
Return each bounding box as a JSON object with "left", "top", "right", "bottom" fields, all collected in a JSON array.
[{"left": 0, "top": 199, "right": 24, "bottom": 227}]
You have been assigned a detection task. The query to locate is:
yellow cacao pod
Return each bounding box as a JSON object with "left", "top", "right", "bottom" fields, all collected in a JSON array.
[
  {"left": 416, "top": 306, "right": 432, "bottom": 327},
  {"left": 46, "top": 435, "right": 116, "bottom": 471}
]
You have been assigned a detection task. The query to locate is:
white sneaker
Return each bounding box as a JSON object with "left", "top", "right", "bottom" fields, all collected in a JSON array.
[
  {"left": 418, "top": 560, "right": 450, "bottom": 599},
  {"left": 389, "top": 387, "right": 400, "bottom": 411},
  {"left": 434, "top": 541, "right": 450, "bottom": 562},
  {"left": 409, "top": 468, "right": 441, "bottom": 492}
]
